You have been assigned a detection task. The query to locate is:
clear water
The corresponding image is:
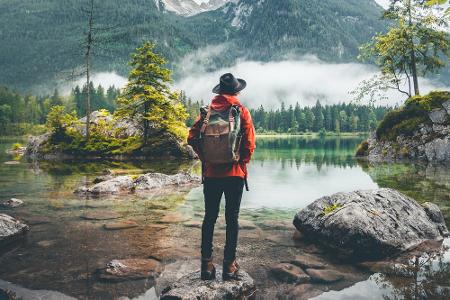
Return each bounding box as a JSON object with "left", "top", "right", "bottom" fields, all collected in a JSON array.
[{"left": 0, "top": 136, "right": 449, "bottom": 299}]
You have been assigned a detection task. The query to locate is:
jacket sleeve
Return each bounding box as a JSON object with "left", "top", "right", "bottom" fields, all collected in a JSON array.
[
  {"left": 240, "top": 107, "right": 256, "bottom": 164},
  {"left": 187, "top": 115, "right": 203, "bottom": 158}
]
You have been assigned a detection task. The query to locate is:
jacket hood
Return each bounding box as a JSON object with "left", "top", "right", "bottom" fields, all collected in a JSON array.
[{"left": 210, "top": 94, "right": 241, "bottom": 111}]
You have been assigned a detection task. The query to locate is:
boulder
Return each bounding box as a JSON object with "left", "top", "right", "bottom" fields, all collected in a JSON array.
[
  {"left": 75, "top": 175, "right": 134, "bottom": 195},
  {"left": 429, "top": 108, "right": 448, "bottom": 124},
  {"left": 443, "top": 100, "right": 450, "bottom": 114},
  {"left": 0, "top": 214, "right": 29, "bottom": 244},
  {"left": 293, "top": 188, "right": 448, "bottom": 260},
  {"left": 424, "top": 138, "right": 450, "bottom": 162},
  {"left": 134, "top": 173, "right": 200, "bottom": 192},
  {"left": 160, "top": 268, "right": 256, "bottom": 300},
  {"left": 25, "top": 133, "right": 51, "bottom": 159},
  {"left": 75, "top": 172, "right": 200, "bottom": 196},
  {"left": 99, "top": 258, "right": 163, "bottom": 282},
  {"left": 1, "top": 198, "right": 24, "bottom": 208}
]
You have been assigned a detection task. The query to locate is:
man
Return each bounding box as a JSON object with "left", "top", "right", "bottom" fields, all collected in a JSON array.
[{"left": 188, "top": 73, "right": 256, "bottom": 281}]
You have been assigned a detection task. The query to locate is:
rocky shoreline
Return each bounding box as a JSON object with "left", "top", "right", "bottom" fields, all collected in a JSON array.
[
  {"left": 359, "top": 98, "right": 450, "bottom": 162},
  {"left": 1, "top": 184, "right": 448, "bottom": 299}
]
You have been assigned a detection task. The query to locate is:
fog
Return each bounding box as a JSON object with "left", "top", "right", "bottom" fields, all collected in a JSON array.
[
  {"left": 61, "top": 72, "right": 127, "bottom": 95},
  {"left": 64, "top": 55, "right": 448, "bottom": 109},
  {"left": 173, "top": 55, "right": 447, "bottom": 108}
]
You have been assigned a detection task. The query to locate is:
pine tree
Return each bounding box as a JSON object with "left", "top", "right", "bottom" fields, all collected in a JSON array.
[{"left": 116, "top": 42, "right": 188, "bottom": 145}]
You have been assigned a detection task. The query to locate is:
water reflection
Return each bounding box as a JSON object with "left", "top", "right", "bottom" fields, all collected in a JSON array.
[{"left": 315, "top": 239, "right": 450, "bottom": 300}]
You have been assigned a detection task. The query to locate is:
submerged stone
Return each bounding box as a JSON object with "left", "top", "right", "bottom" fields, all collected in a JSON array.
[
  {"left": 99, "top": 258, "right": 163, "bottom": 282},
  {"left": 0, "top": 214, "right": 29, "bottom": 244},
  {"left": 81, "top": 211, "right": 121, "bottom": 220},
  {"left": 289, "top": 253, "right": 328, "bottom": 270},
  {"left": 160, "top": 268, "right": 256, "bottom": 300},
  {"left": 293, "top": 188, "right": 449, "bottom": 260},
  {"left": 270, "top": 263, "right": 310, "bottom": 284},
  {"left": 305, "top": 268, "right": 345, "bottom": 283},
  {"left": 103, "top": 220, "right": 139, "bottom": 230}
]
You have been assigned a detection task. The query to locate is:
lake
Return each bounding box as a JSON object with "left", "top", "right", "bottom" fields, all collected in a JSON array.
[{"left": 0, "top": 136, "right": 449, "bottom": 299}]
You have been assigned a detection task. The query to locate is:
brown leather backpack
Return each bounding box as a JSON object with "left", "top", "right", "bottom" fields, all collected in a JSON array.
[{"left": 199, "top": 105, "right": 242, "bottom": 164}]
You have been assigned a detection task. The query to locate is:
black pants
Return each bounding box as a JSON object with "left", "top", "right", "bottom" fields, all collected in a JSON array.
[{"left": 201, "top": 177, "right": 244, "bottom": 261}]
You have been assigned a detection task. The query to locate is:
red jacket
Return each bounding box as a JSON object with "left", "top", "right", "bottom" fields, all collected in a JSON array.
[{"left": 188, "top": 94, "right": 256, "bottom": 178}]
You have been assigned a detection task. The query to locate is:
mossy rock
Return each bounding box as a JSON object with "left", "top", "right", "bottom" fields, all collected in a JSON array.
[{"left": 376, "top": 91, "right": 450, "bottom": 141}]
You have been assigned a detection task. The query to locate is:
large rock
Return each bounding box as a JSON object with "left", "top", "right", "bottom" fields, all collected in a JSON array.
[
  {"left": 75, "top": 175, "right": 134, "bottom": 195},
  {"left": 429, "top": 108, "right": 448, "bottom": 124},
  {"left": 0, "top": 214, "right": 29, "bottom": 244},
  {"left": 134, "top": 173, "right": 200, "bottom": 192},
  {"left": 160, "top": 269, "right": 256, "bottom": 300},
  {"left": 443, "top": 100, "right": 450, "bottom": 114},
  {"left": 293, "top": 188, "right": 449, "bottom": 260},
  {"left": 424, "top": 137, "right": 450, "bottom": 161},
  {"left": 75, "top": 172, "right": 200, "bottom": 196}
]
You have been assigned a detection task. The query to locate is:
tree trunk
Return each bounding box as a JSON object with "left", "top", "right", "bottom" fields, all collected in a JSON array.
[
  {"left": 407, "top": 0, "right": 420, "bottom": 96},
  {"left": 410, "top": 51, "right": 420, "bottom": 96},
  {"left": 85, "top": 0, "right": 94, "bottom": 141},
  {"left": 143, "top": 102, "right": 149, "bottom": 145}
]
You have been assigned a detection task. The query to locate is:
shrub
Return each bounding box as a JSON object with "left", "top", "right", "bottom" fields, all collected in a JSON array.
[{"left": 355, "top": 140, "right": 369, "bottom": 156}]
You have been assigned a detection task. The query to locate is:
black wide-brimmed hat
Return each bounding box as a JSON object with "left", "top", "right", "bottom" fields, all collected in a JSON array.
[{"left": 212, "top": 73, "right": 247, "bottom": 94}]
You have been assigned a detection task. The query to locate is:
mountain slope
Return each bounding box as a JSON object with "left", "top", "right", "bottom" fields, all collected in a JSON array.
[
  {"left": 220, "top": 0, "right": 385, "bottom": 61},
  {"left": 0, "top": 0, "right": 388, "bottom": 91}
]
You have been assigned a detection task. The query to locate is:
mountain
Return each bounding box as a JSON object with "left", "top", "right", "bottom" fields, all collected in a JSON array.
[
  {"left": 0, "top": 0, "right": 389, "bottom": 91},
  {"left": 156, "top": 0, "right": 228, "bottom": 16},
  {"left": 219, "top": 0, "right": 385, "bottom": 61}
]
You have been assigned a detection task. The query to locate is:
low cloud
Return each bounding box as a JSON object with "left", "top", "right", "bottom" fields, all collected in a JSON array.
[
  {"left": 173, "top": 56, "right": 447, "bottom": 108},
  {"left": 60, "top": 72, "right": 127, "bottom": 95}
]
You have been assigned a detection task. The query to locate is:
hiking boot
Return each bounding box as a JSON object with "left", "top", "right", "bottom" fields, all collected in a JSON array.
[
  {"left": 201, "top": 257, "right": 216, "bottom": 280},
  {"left": 222, "top": 259, "right": 240, "bottom": 281}
]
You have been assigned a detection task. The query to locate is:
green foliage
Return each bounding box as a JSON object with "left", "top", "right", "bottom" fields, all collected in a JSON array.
[
  {"left": 12, "top": 143, "right": 23, "bottom": 150},
  {"left": 117, "top": 42, "right": 188, "bottom": 143},
  {"left": 376, "top": 91, "right": 449, "bottom": 140},
  {"left": 322, "top": 203, "right": 343, "bottom": 215},
  {"left": 357, "top": 0, "right": 449, "bottom": 99},
  {"left": 356, "top": 140, "right": 369, "bottom": 156},
  {"left": 44, "top": 107, "right": 143, "bottom": 156}
]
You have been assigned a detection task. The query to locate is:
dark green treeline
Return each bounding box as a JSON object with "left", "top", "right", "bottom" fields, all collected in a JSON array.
[
  {"left": 0, "top": 85, "right": 120, "bottom": 136},
  {"left": 181, "top": 94, "right": 390, "bottom": 134}
]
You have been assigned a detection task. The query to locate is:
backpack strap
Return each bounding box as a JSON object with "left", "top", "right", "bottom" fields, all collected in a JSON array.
[
  {"left": 229, "top": 104, "right": 242, "bottom": 132},
  {"left": 200, "top": 106, "right": 212, "bottom": 134}
]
